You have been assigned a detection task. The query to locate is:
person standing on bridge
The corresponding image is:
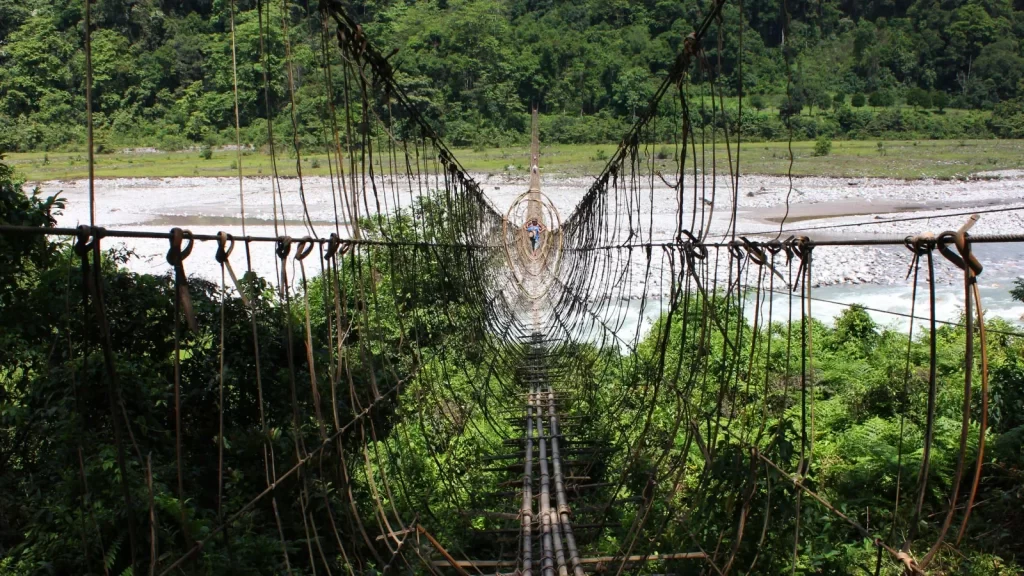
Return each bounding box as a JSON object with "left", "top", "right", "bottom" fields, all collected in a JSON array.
[{"left": 526, "top": 219, "right": 542, "bottom": 252}]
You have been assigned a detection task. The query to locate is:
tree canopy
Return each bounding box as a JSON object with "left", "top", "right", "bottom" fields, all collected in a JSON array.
[{"left": 0, "top": 0, "right": 1022, "bottom": 151}]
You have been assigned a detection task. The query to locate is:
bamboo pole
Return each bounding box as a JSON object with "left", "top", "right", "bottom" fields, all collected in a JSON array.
[
  {"left": 536, "top": 382, "right": 556, "bottom": 576},
  {"left": 548, "top": 385, "right": 585, "bottom": 576},
  {"left": 522, "top": 381, "right": 535, "bottom": 576}
]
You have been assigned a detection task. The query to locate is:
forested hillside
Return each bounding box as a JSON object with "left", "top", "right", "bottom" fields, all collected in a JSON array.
[{"left": 1, "top": 0, "right": 1023, "bottom": 152}]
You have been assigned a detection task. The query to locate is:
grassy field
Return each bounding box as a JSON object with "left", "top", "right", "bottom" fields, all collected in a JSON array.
[{"left": 5, "top": 139, "right": 1023, "bottom": 182}]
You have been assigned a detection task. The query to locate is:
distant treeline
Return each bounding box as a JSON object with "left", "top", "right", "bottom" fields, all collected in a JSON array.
[{"left": 1, "top": 0, "right": 1022, "bottom": 152}]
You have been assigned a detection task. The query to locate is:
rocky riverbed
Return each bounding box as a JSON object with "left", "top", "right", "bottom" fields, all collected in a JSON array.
[{"left": 35, "top": 170, "right": 1024, "bottom": 325}]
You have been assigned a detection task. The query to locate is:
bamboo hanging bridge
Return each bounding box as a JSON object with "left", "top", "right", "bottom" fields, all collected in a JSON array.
[{"left": 1, "top": 0, "right": 1021, "bottom": 574}]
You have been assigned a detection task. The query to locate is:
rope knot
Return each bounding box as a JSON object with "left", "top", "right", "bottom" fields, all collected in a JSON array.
[
  {"left": 166, "top": 228, "right": 197, "bottom": 332},
  {"left": 903, "top": 232, "right": 934, "bottom": 279},
  {"left": 740, "top": 237, "right": 768, "bottom": 267},
  {"left": 937, "top": 214, "right": 983, "bottom": 279},
  {"left": 904, "top": 232, "right": 935, "bottom": 256},
  {"left": 215, "top": 232, "right": 234, "bottom": 265},
  {"left": 790, "top": 236, "right": 812, "bottom": 290},
  {"left": 276, "top": 236, "right": 293, "bottom": 260},
  {"left": 790, "top": 235, "right": 812, "bottom": 260},
  {"left": 727, "top": 239, "right": 745, "bottom": 260},
  {"left": 165, "top": 228, "right": 194, "bottom": 267},
  {"left": 325, "top": 233, "right": 344, "bottom": 260},
  {"left": 681, "top": 230, "right": 707, "bottom": 262},
  {"left": 294, "top": 237, "right": 315, "bottom": 261},
  {"left": 74, "top": 225, "right": 95, "bottom": 258}
]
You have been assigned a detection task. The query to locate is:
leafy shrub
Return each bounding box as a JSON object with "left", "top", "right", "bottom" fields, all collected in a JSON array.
[
  {"left": 851, "top": 93, "right": 866, "bottom": 108},
  {"left": 813, "top": 135, "right": 832, "bottom": 156},
  {"left": 788, "top": 114, "right": 838, "bottom": 139},
  {"left": 834, "top": 106, "right": 871, "bottom": 132},
  {"left": 1010, "top": 277, "right": 1024, "bottom": 303},
  {"left": 989, "top": 98, "right": 1024, "bottom": 138},
  {"left": 749, "top": 94, "right": 766, "bottom": 111},
  {"left": 0, "top": 158, "right": 63, "bottom": 309},
  {"left": 865, "top": 109, "right": 908, "bottom": 135},
  {"left": 93, "top": 129, "right": 115, "bottom": 154},
  {"left": 932, "top": 91, "right": 950, "bottom": 111},
  {"left": 833, "top": 304, "right": 877, "bottom": 343},
  {"left": 740, "top": 111, "right": 785, "bottom": 140},
  {"left": 199, "top": 145, "right": 213, "bottom": 160}
]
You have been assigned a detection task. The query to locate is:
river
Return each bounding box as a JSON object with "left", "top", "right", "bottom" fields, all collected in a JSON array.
[{"left": 35, "top": 170, "right": 1024, "bottom": 344}]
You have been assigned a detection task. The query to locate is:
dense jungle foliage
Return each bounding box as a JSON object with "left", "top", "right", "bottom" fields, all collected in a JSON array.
[
  {"left": 0, "top": 155, "right": 510, "bottom": 572},
  {"left": 2, "top": 150, "right": 1023, "bottom": 574},
  {"left": 1, "top": 0, "right": 1024, "bottom": 153}
]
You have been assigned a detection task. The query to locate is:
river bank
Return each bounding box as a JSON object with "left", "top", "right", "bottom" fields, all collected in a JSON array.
[{"left": 9, "top": 139, "right": 1024, "bottom": 181}]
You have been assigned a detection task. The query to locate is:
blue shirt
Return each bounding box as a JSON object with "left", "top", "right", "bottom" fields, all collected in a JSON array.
[{"left": 526, "top": 224, "right": 541, "bottom": 237}]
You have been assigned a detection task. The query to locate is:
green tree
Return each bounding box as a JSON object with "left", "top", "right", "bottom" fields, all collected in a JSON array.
[
  {"left": 613, "top": 67, "right": 655, "bottom": 120},
  {"left": 0, "top": 0, "right": 31, "bottom": 40},
  {"left": 869, "top": 90, "right": 895, "bottom": 107},
  {"left": 779, "top": 82, "right": 807, "bottom": 118},
  {"left": 170, "top": 81, "right": 212, "bottom": 142},
  {"left": 851, "top": 93, "right": 866, "bottom": 107},
  {"left": 948, "top": 4, "right": 999, "bottom": 65},
  {"left": 90, "top": 29, "right": 136, "bottom": 113},
  {"left": 907, "top": 87, "right": 932, "bottom": 108},
  {"left": 0, "top": 16, "right": 76, "bottom": 118},
  {"left": 973, "top": 39, "right": 1024, "bottom": 103},
  {"left": 806, "top": 85, "right": 832, "bottom": 114}
]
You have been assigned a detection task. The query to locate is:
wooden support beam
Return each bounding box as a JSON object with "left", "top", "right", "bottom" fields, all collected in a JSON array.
[
  {"left": 504, "top": 437, "right": 595, "bottom": 445},
  {"left": 429, "top": 552, "right": 707, "bottom": 569},
  {"left": 482, "top": 460, "right": 596, "bottom": 472},
  {"left": 483, "top": 448, "right": 607, "bottom": 461},
  {"left": 507, "top": 416, "right": 587, "bottom": 423},
  {"left": 418, "top": 525, "right": 471, "bottom": 576},
  {"left": 473, "top": 522, "right": 612, "bottom": 535},
  {"left": 375, "top": 526, "right": 417, "bottom": 541},
  {"left": 492, "top": 481, "right": 610, "bottom": 499}
]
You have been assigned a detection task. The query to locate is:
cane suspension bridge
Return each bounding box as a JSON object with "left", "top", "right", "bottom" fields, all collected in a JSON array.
[{"left": 0, "top": 0, "right": 1017, "bottom": 574}]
